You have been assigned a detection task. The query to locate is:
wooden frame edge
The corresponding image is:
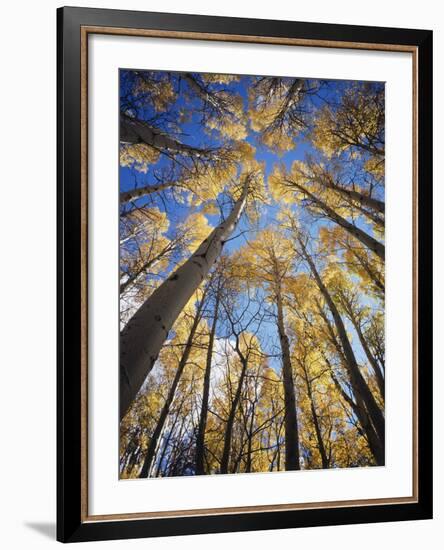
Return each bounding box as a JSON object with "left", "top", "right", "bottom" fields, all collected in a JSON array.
[
  {"left": 82, "top": 25, "right": 418, "bottom": 53},
  {"left": 412, "top": 47, "right": 419, "bottom": 502},
  {"left": 80, "top": 25, "right": 89, "bottom": 523},
  {"left": 56, "top": 8, "right": 431, "bottom": 541},
  {"left": 79, "top": 25, "right": 420, "bottom": 524},
  {"left": 84, "top": 496, "right": 418, "bottom": 523}
]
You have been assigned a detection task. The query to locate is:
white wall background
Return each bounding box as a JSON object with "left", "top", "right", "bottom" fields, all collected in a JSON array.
[{"left": 0, "top": 0, "right": 440, "bottom": 548}]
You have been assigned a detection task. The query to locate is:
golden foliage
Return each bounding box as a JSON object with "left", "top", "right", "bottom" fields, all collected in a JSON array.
[
  {"left": 248, "top": 77, "right": 307, "bottom": 152},
  {"left": 201, "top": 74, "right": 240, "bottom": 85},
  {"left": 133, "top": 76, "right": 177, "bottom": 112},
  {"left": 311, "top": 84, "right": 384, "bottom": 159},
  {"left": 120, "top": 143, "right": 160, "bottom": 173}
]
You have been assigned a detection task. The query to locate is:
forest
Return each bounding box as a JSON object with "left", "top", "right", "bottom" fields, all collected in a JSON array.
[{"left": 118, "top": 70, "right": 385, "bottom": 478}]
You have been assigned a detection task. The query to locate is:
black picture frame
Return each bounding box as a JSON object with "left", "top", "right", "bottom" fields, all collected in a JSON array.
[{"left": 57, "top": 6, "right": 433, "bottom": 543}]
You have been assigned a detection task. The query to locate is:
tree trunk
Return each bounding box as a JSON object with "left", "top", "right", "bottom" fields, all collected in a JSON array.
[
  {"left": 275, "top": 285, "right": 301, "bottom": 471},
  {"left": 184, "top": 74, "right": 226, "bottom": 115},
  {"left": 300, "top": 361, "right": 329, "bottom": 469},
  {"left": 317, "top": 308, "right": 383, "bottom": 464},
  {"left": 120, "top": 181, "right": 176, "bottom": 204},
  {"left": 166, "top": 416, "right": 188, "bottom": 476},
  {"left": 195, "top": 292, "right": 220, "bottom": 475},
  {"left": 289, "top": 179, "right": 385, "bottom": 260},
  {"left": 295, "top": 304, "right": 382, "bottom": 463},
  {"left": 352, "top": 202, "right": 385, "bottom": 229},
  {"left": 120, "top": 178, "right": 249, "bottom": 420},
  {"left": 329, "top": 366, "right": 384, "bottom": 465},
  {"left": 138, "top": 297, "right": 206, "bottom": 478},
  {"left": 220, "top": 341, "right": 249, "bottom": 474},
  {"left": 327, "top": 181, "right": 385, "bottom": 215},
  {"left": 126, "top": 446, "right": 141, "bottom": 475},
  {"left": 340, "top": 296, "right": 385, "bottom": 401},
  {"left": 120, "top": 113, "right": 206, "bottom": 157},
  {"left": 120, "top": 242, "right": 173, "bottom": 295},
  {"left": 298, "top": 237, "right": 385, "bottom": 451},
  {"left": 347, "top": 247, "right": 385, "bottom": 294},
  {"left": 154, "top": 413, "right": 177, "bottom": 477},
  {"left": 244, "top": 421, "right": 254, "bottom": 473}
]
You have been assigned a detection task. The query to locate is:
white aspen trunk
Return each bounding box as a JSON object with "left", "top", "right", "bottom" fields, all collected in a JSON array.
[
  {"left": 120, "top": 219, "right": 152, "bottom": 245},
  {"left": 120, "top": 114, "right": 204, "bottom": 157},
  {"left": 353, "top": 202, "right": 385, "bottom": 229},
  {"left": 346, "top": 246, "right": 384, "bottom": 293},
  {"left": 138, "top": 296, "right": 206, "bottom": 478},
  {"left": 301, "top": 361, "right": 329, "bottom": 469},
  {"left": 340, "top": 187, "right": 385, "bottom": 215},
  {"left": 120, "top": 240, "right": 176, "bottom": 295},
  {"left": 120, "top": 180, "right": 250, "bottom": 420},
  {"left": 275, "top": 285, "right": 301, "bottom": 471},
  {"left": 325, "top": 180, "right": 385, "bottom": 215},
  {"left": 298, "top": 237, "right": 385, "bottom": 448},
  {"left": 288, "top": 179, "right": 385, "bottom": 260},
  {"left": 120, "top": 256, "right": 160, "bottom": 295},
  {"left": 120, "top": 181, "right": 176, "bottom": 204},
  {"left": 195, "top": 286, "right": 220, "bottom": 475}
]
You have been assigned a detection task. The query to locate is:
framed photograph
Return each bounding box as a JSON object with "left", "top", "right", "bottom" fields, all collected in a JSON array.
[{"left": 57, "top": 6, "right": 433, "bottom": 543}]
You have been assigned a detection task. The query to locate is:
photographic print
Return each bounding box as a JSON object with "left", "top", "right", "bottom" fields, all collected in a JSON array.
[{"left": 119, "top": 69, "right": 385, "bottom": 479}]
